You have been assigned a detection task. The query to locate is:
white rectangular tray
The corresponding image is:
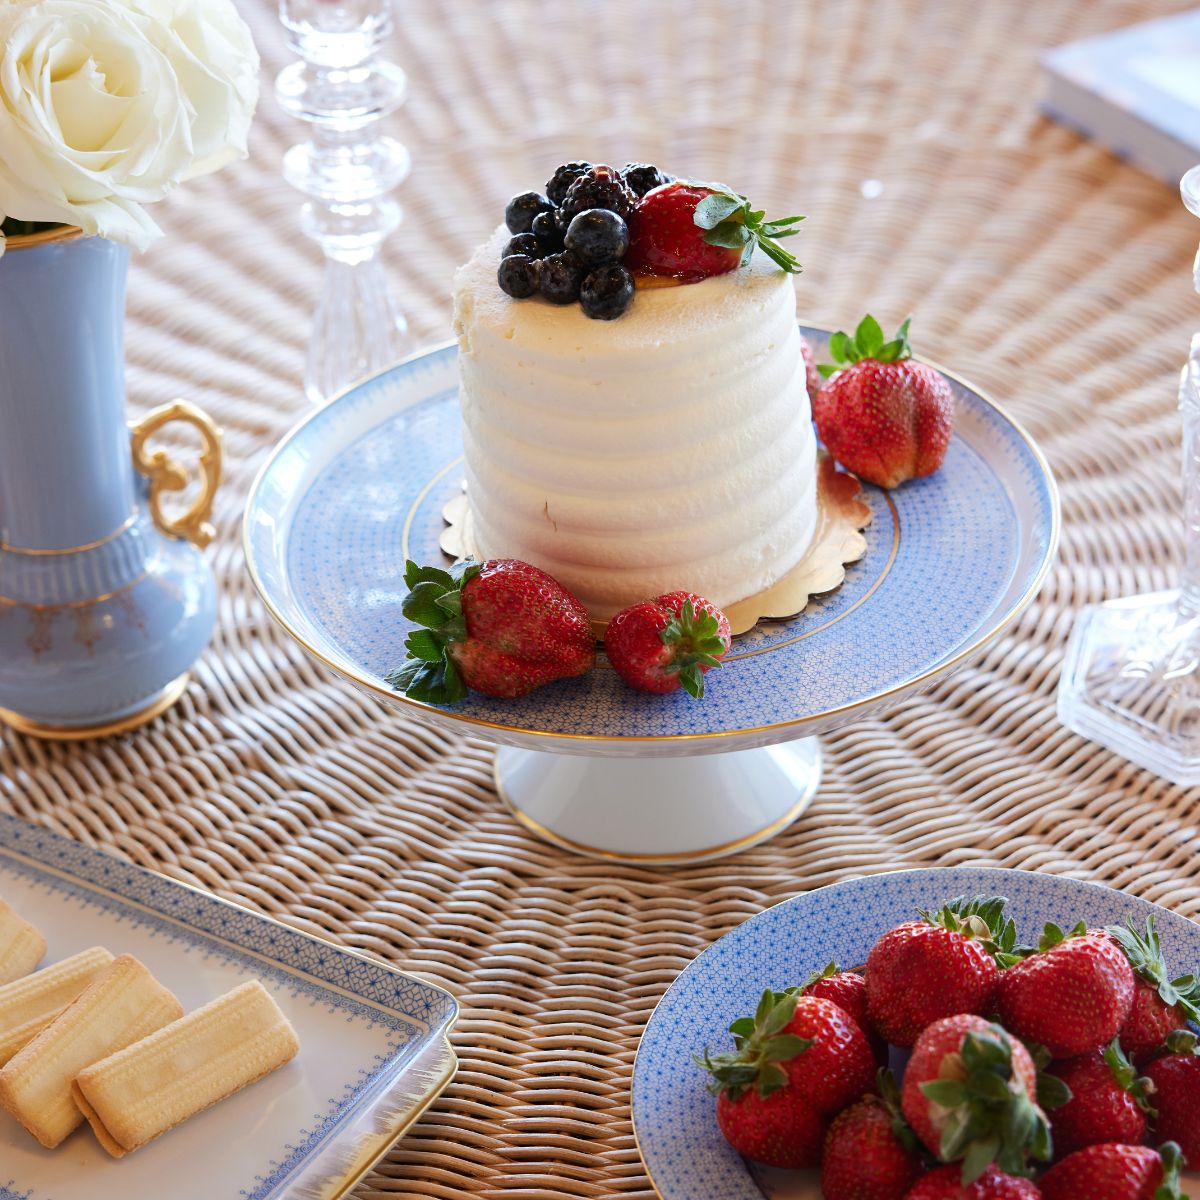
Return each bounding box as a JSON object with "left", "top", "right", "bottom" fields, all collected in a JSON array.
[{"left": 0, "top": 811, "right": 457, "bottom": 1199}]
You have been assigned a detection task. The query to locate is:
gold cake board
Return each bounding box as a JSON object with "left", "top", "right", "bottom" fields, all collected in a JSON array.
[{"left": 440, "top": 453, "right": 873, "bottom": 637}]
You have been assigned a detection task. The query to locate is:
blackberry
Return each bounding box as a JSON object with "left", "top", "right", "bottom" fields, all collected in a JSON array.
[
  {"left": 545, "top": 161, "right": 592, "bottom": 206},
  {"left": 531, "top": 210, "right": 564, "bottom": 254},
  {"left": 505, "top": 232, "right": 542, "bottom": 259},
  {"left": 539, "top": 251, "right": 586, "bottom": 305},
  {"left": 497, "top": 254, "right": 540, "bottom": 299},
  {"left": 579, "top": 263, "right": 634, "bottom": 320},
  {"left": 505, "top": 191, "right": 553, "bottom": 234},
  {"left": 621, "top": 162, "right": 673, "bottom": 197},
  {"left": 558, "top": 165, "right": 637, "bottom": 226},
  {"left": 565, "top": 209, "right": 629, "bottom": 265}
]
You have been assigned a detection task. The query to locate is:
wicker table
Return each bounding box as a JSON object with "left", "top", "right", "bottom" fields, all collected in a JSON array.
[{"left": 3, "top": 1, "right": 1200, "bottom": 1196}]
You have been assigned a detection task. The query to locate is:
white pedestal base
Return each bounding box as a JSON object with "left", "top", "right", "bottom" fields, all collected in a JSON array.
[{"left": 493, "top": 739, "right": 823, "bottom": 865}]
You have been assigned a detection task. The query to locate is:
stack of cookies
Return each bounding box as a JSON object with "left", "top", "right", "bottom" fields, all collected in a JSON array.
[{"left": 0, "top": 898, "right": 300, "bottom": 1156}]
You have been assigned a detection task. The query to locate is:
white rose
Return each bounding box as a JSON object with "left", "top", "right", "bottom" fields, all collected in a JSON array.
[
  {"left": 0, "top": 0, "right": 193, "bottom": 249},
  {"left": 122, "top": 0, "right": 260, "bottom": 180}
]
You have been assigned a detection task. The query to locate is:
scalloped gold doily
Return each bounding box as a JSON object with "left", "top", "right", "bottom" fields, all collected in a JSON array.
[{"left": 440, "top": 452, "right": 872, "bottom": 637}]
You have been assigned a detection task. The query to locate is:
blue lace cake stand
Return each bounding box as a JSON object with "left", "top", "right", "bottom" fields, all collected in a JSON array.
[{"left": 244, "top": 331, "right": 1058, "bottom": 865}]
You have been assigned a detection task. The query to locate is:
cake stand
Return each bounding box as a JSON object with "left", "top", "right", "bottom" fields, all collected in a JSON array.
[{"left": 244, "top": 331, "right": 1058, "bottom": 865}]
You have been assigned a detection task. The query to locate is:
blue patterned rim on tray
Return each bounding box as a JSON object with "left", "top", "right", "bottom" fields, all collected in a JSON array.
[
  {"left": 0, "top": 811, "right": 457, "bottom": 1200},
  {"left": 631, "top": 867, "right": 1200, "bottom": 1200},
  {"left": 244, "top": 330, "right": 1058, "bottom": 750}
]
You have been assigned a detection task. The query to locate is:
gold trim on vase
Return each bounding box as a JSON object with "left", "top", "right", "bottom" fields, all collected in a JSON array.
[
  {"left": 1, "top": 224, "right": 85, "bottom": 250},
  {"left": 0, "top": 672, "right": 190, "bottom": 741},
  {"left": 130, "top": 401, "right": 224, "bottom": 549},
  {"left": 242, "top": 333, "right": 1062, "bottom": 748},
  {"left": 0, "top": 513, "right": 136, "bottom": 557}
]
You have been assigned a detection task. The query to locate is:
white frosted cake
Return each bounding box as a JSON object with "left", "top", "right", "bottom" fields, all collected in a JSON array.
[{"left": 452, "top": 224, "right": 817, "bottom": 623}]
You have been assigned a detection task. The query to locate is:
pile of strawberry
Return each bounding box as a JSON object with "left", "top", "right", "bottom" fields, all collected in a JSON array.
[{"left": 698, "top": 896, "right": 1200, "bottom": 1199}]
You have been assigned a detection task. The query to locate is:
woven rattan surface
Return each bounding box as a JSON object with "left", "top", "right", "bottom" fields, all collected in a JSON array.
[{"left": 4, "top": 0, "right": 1200, "bottom": 1195}]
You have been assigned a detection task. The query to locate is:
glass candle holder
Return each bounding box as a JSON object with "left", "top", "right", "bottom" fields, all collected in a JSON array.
[
  {"left": 276, "top": 0, "right": 412, "bottom": 404},
  {"left": 1057, "top": 165, "right": 1200, "bottom": 784}
]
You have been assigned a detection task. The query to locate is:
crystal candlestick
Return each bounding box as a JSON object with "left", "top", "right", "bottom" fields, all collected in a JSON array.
[
  {"left": 1057, "top": 165, "right": 1200, "bottom": 784},
  {"left": 276, "top": 0, "right": 411, "bottom": 405}
]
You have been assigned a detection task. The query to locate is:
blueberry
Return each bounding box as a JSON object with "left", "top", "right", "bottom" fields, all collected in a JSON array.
[
  {"left": 505, "top": 232, "right": 542, "bottom": 259},
  {"left": 622, "top": 163, "right": 673, "bottom": 197},
  {"left": 579, "top": 263, "right": 634, "bottom": 320},
  {"left": 539, "top": 252, "right": 587, "bottom": 305},
  {"left": 497, "top": 254, "right": 540, "bottom": 299},
  {"left": 531, "top": 211, "right": 564, "bottom": 253},
  {"left": 565, "top": 209, "right": 629, "bottom": 265},
  {"left": 505, "top": 191, "right": 553, "bottom": 234},
  {"left": 546, "top": 161, "right": 592, "bottom": 206}
]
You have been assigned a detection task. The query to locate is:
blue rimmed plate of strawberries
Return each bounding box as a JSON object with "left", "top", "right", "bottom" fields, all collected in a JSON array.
[{"left": 632, "top": 868, "right": 1200, "bottom": 1200}]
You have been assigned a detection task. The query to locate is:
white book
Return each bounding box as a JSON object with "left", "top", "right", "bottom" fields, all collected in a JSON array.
[{"left": 1041, "top": 9, "right": 1200, "bottom": 185}]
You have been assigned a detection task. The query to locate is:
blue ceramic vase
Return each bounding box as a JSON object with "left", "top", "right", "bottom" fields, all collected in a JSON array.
[{"left": 0, "top": 228, "right": 222, "bottom": 739}]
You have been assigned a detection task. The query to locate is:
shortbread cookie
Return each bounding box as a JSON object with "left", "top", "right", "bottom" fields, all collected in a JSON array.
[
  {"left": 0, "top": 901, "right": 46, "bottom": 984},
  {"left": 0, "top": 946, "right": 113, "bottom": 1066},
  {"left": 0, "top": 954, "right": 182, "bottom": 1148},
  {"left": 74, "top": 979, "right": 299, "bottom": 1157}
]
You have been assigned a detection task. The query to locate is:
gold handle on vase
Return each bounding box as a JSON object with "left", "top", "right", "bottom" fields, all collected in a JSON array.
[{"left": 130, "top": 401, "right": 224, "bottom": 549}]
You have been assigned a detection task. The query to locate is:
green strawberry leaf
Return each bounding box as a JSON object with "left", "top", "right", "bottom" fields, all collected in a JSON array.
[
  {"left": 1108, "top": 916, "right": 1200, "bottom": 1023},
  {"left": 1036, "top": 1070, "right": 1072, "bottom": 1111},
  {"left": 819, "top": 314, "right": 914, "bottom": 376},
  {"left": 693, "top": 192, "right": 744, "bottom": 228},
  {"left": 403, "top": 559, "right": 455, "bottom": 589},
  {"left": 855, "top": 314, "right": 885, "bottom": 358},
  {"left": 405, "top": 629, "right": 444, "bottom": 663},
  {"left": 696, "top": 987, "right": 811, "bottom": 1102},
  {"left": 688, "top": 183, "right": 804, "bottom": 274}
]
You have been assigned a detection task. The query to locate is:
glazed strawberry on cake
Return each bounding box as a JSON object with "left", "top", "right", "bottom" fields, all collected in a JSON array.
[{"left": 451, "top": 161, "right": 817, "bottom": 624}]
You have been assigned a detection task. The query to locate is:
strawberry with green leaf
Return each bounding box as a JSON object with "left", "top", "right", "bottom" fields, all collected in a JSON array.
[
  {"left": 813, "top": 314, "right": 955, "bottom": 488},
  {"left": 385, "top": 558, "right": 595, "bottom": 702},
  {"left": 624, "top": 180, "right": 803, "bottom": 281},
  {"left": 696, "top": 988, "right": 876, "bottom": 1168},
  {"left": 1107, "top": 916, "right": 1200, "bottom": 1065},
  {"left": 865, "top": 895, "right": 1016, "bottom": 1047},
  {"left": 604, "top": 591, "right": 731, "bottom": 698},
  {"left": 1144, "top": 1030, "right": 1200, "bottom": 1163},
  {"left": 899, "top": 1014, "right": 1055, "bottom": 1182},
  {"left": 995, "top": 923, "right": 1135, "bottom": 1059},
  {"left": 1046, "top": 1039, "right": 1154, "bottom": 1157},
  {"left": 822, "top": 1070, "right": 925, "bottom": 1200}
]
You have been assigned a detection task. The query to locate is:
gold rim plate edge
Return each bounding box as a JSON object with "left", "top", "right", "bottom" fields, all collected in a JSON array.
[{"left": 242, "top": 331, "right": 1061, "bottom": 748}]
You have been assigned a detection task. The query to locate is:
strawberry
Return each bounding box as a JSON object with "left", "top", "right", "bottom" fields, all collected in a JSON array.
[
  {"left": 1144, "top": 1030, "right": 1200, "bottom": 1163},
  {"left": 624, "top": 180, "right": 804, "bottom": 281},
  {"left": 1046, "top": 1040, "right": 1153, "bottom": 1157},
  {"left": 697, "top": 989, "right": 876, "bottom": 1165},
  {"left": 900, "top": 1014, "right": 1050, "bottom": 1180},
  {"left": 822, "top": 1071, "right": 924, "bottom": 1200},
  {"left": 865, "top": 896, "right": 1015, "bottom": 1047},
  {"left": 604, "top": 591, "right": 731, "bottom": 698},
  {"left": 800, "top": 333, "right": 822, "bottom": 400},
  {"left": 385, "top": 559, "right": 594, "bottom": 701},
  {"left": 802, "top": 962, "right": 888, "bottom": 1064},
  {"left": 1107, "top": 916, "right": 1200, "bottom": 1065},
  {"left": 700, "top": 989, "right": 877, "bottom": 1114},
  {"left": 813, "top": 314, "right": 954, "bottom": 488},
  {"left": 714, "top": 1083, "right": 827, "bottom": 1168},
  {"left": 904, "top": 1165, "right": 1043, "bottom": 1199},
  {"left": 1039, "top": 1142, "right": 1186, "bottom": 1200},
  {"left": 995, "top": 923, "right": 1135, "bottom": 1059}
]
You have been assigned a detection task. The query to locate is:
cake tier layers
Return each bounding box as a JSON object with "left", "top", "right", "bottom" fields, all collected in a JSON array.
[{"left": 452, "top": 226, "right": 817, "bottom": 621}]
